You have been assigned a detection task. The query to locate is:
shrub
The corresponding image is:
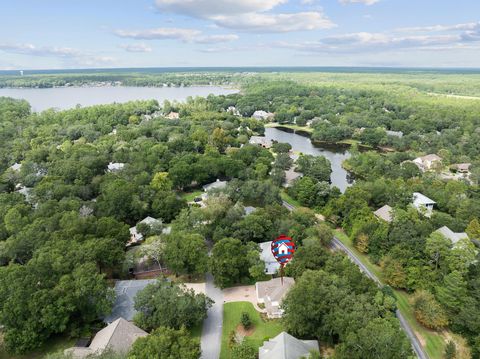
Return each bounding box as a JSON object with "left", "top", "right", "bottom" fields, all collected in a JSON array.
[
  {"left": 240, "top": 312, "right": 252, "bottom": 329},
  {"left": 412, "top": 290, "right": 448, "bottom": 330}
]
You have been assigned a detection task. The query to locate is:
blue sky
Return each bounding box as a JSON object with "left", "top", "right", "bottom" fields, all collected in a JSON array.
[{"left": 0, "top": 0, "right": 479, "bottom": 69}]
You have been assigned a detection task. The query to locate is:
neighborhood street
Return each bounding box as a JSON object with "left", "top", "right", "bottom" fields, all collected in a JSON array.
[{"left": 200, "top": 273, "right": 224, "bottom": 359}]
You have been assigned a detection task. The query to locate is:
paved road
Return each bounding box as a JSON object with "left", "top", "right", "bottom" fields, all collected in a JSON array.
[
  {"left": 201, "top": 273, "right": 224, "bottom": 359},
  {"left": 282, "top": 201, "right": 428, "bottom": 359}
]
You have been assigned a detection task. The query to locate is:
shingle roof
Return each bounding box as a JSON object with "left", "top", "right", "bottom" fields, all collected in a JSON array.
[
  {"left": 435, "top": 226, "right": 469, "bottom": 245},
  {"left": 202, "top": 179, "right": 228, "bottom": 192},
  {"left": 259, "top": 241, "right": 280, "bottom": 275},
  {"left": 104, "top": 279, "right": 157, "bottom": 322},
  {"left": 259, "top": 332, "right": 319, "bottom": 359},
  {"left": 374, "top": 205, "right": 393, "bottom": 223},
  {"left": 413, "top": 192, "right": 436, "bottom": 205},
  {"left": 256, "top": 277, "right": 294, "bottom": 303}
]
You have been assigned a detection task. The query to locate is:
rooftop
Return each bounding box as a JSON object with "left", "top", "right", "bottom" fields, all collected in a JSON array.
[
  {"left": 259, "top": 331, "right": 319, "bottom": 359},
  {"left": 104, "top": 279, "right": 157, "bottom": 323},
  {"left": 203, "top": 179, "right": 228, "bottom": 192},
  {"left": 413, "top": 192, "right": 436, "bottom": 205},
  {"left": 435, "top": 226, "right": 469, "bottom": 245},
  {"left": 374, "top": 205, "right": 394, "bottom": 223},
  {"left": 259, "top": 241, "right": 280, "bottom": 275}
]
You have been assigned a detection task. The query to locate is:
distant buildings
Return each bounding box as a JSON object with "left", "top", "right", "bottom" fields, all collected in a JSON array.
[
  {"left": 386, "top": 130, "right": 404, "bottom": 138},
  {"left": 227, "top": 106, "right": 241, "bottom": 116},
  {"left": 249, "top": 136, "right": 273, "bottom": 149},
  {"left": 452, "top": 163, "right": 471, "bottom": 174},
  {"left": 435, "top": 226, "right": 469, "bottom": 246},
  {"left": 252, "top": 110, "right": 274, "bottom": 121},
  {"left": 413, "top": 154, "right": 442, "bottom": 172},
  {"left": 259, "top": 332, "right": 319, "bottom": 359},
  {"left": 256, "top": 277, "right": 295, "bottom": 318},
  {"left": 202, "top": 179, "right": 228, "bottom": 192},
  {"left": 65, "top": 318, "right": 147, "bottom": 359},
  {"left": 412, "top": 192, "right": 436, "bottom": 217},
  {"left": 259, "top": 241, "right": 280, "bottom": 275},
  {"left": 374, "top": 205, "right": 394, "bottom": 223}
]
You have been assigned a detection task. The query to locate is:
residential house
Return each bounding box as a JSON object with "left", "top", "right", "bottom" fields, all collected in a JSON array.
[
  {"left": 104, "top": 279, "right": 157, "bottom": 323},
  {"left": 412, "top": 192, "right": 436, "bottom": 217},
  {"left": 249, "top": 136, "right": 273, "bottom": 148},
  {"left": 451, "top": 163, "right": 471, "bottom": 174},
  {"left": 252, "top": 110, "right": 274, "bottom": 121},
  {"left": 203, "top": 179, "right": 228, "bottom": 192},
  {"left": 256, "top": 277, "right": 295, "bottom": 318},
  {"left": 259, "top": 331, "right": 319, "bottom": 359},
  {"left": 129, "top": 216, "right": 162, "bottom": 244},
  {"left": 165, "top": 111, "right": 180, "bottom": 120},
  {"left": 244, "top": 206, "right": 256, "bottom": 215},
  {"left": 64, "top": 318, "right": 147, "bottom": 359},
  {"left": 259, "top": 241, "right": 280, "bottom": 275},
  {"left": 227, "top": 106, "right": 241, "bottom": 116},
  {"left": 373, "top": 205, "right": 394, "bottom": 223},
  {"left": 284, "top": 168, "right": 303, "bottom": 187},
  {"left": 107, "top": 162, "right": 125, "bottom": 173},
  {"left": 435, "top": 226, "right": 469, "bottom": 246},
  {"left": 413, "top": 154, "right": 442, "bottom": 172}
]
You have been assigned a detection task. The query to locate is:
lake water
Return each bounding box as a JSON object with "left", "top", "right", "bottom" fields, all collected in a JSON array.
[
  {"left": 265, "top": 127, "right": 353, "bottom": 193},
  {"left": 0, "top": 86, "right": 239, "bottom": 112}
]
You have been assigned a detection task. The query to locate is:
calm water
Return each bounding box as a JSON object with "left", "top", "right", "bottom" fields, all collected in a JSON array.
[
  {"left": 0, "top": 86, "right": 238, "bottom": 112},
  {"left": 265, "top": 127, "right": 353, "bottom": 193}
]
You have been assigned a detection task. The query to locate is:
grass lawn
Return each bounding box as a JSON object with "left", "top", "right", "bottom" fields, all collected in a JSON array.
[
  {"left": 334, "top": 229, "right": 446, "bottom": 359},
  {"left": 280, "top": 190, "right": 302, "bottom": 209},
  {"left": 182, "top": 190, "right": 203, "bottom": 202},
  {"left": 220, "top": 302, "right": 283, "bottom": 359}
]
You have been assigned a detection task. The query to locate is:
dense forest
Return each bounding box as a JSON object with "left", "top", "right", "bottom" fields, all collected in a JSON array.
[{"left": 0, "top": 73, "right": 480, "bottom": 358}]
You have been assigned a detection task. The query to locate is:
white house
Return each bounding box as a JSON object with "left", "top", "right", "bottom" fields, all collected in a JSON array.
[
  {"left": 107, "top": 162, "right": 125, "bottom": 173},
  {"left": 412, "top": 192, "right": 436, "bottom": 217},
  {"left": 9, "top": 162, "right": 22, "bottom": 172},
  {"left": 165, "top": 112, "right": 180, "bottom": 120},
  {"left": 128, "top": 216, "right": 162, "bottom": 245},
  {"left": 252, "top": 110, "right": 274, "bottom": 121},
  {"left": 202, "top": 179, "right": 228, "bottom": 192},
  {"left": 227, "top": 106, "right": 241, "bottom": 116},
  {"left": 413, "top": 154, "right": 442, "bottom": 172},
  {"left": 386, "top": 130, "right": 404, "bottom": 138},
  {"left": 435, "top": 226, "right": 470, "bottom": 246},
  {"left": 259, "top": 241, "right": 280, "bottom": 275}
]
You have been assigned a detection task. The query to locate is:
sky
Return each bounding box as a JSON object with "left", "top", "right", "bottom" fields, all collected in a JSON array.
[{"left": 0, "top": 0, "right": 479, "bottom": 70}]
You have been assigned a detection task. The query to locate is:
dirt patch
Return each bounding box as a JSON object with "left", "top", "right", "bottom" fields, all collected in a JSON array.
[
  {"left": 235, "top": 324, "right": 256, "bottom": 337},
  {"left": 413, "top": 330, "right": 427, "bottom": 347}
]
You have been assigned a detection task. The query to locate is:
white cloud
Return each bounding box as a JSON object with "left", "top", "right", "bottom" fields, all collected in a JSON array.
[
  {"left": 0, "top": 43, "right": 116, "bottom": 67},
  {"left": 155, "top": 0, "right": 286, "bottom": 18},
  {"left": 212, "top": 12, "right": 335, "bottom": 32},
  {"left": 339, "top": 0, "right": 380, "bottom": 5},
  {"left": 115, "top": 28, "right": 201, "bottom": 41},
  {"left": 273, "top": 27, "right": 480, "bottom": 54},
  {"left": 396, "top": 22, "right": 480, "bottom": 33},
  {"left": 115, "top": 27, "right": 239, "bottom": 44},
  {"left": 194, "top": 34, "right": 239, "bottom": 43},
  {"left": 119, "top": 43, "right": 153, "bottom": 52},
  {"left": 154, "top": 0, "right": 335, "bottom": 33}
]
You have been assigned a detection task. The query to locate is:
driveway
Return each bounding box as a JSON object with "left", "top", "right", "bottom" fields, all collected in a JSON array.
[
  {"left": 223, "top": 285, "right": 266, "bottom": 313},
  {"left": 201, "top": 273, "right": 224, "bottom": 359}
]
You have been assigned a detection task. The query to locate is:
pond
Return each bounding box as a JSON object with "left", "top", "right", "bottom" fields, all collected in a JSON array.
[
  {"left": 0, "top": 86, "right": 239, "bottom": 112},
  {"left": 264, "top": 127, "right": 354, "bottom": 193}
]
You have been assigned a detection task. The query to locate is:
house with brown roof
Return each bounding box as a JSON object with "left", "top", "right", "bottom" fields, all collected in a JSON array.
[
  {"left": 256, "top": 277, "right": 295, "bottom": 318},
  {"left": 64, "top": 318, "right": 147, "bottom": 358}
]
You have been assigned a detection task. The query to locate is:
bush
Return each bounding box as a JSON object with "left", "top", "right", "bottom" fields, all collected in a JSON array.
[
  {"left": 412, "top": 290, "right": 449, "bottom": 330},
  {"left": 240, "top": 312, "right": 252, "bottom": 329}
]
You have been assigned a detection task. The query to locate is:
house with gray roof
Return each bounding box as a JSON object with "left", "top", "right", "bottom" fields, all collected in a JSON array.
[
  {"left": 107, "top": 162, "right": 125, "bottom": 173},
  {"left": 412, "top": 192, "right": 436, "bottom": 218},
  {"left": 259, "top": 331, "right": 319, "bottom": 359},
  {"left": 249, "top": 136, "right": 273, "bottom": 148},
  {"left": 284, "top": 168, "right": 303, "bottom": 187},
  {"left": 435, "top": 226, "right": 469, "bottom": 245},
  {"left": 252, "top": 110, "right": 274, "bottom": 121},
  {"left": 203, "top": 179, "right": 228, "bottom": 192},
  {"left": 386, "top": 130, "right": 404, "bottom": 138},
  {"left": 65, "top": 318, "right": 147, "bottom": 359},
  {"left": 256, "top": 277, "right": 295, "bottom": 318},
  {"left": 104, "top": 279, "right": 157, "bottom": 323},
  {"left": 128, "top": 216, "right": 162, "bottom": 245},
  {"left": 374, "top": 205, "right": 394, "bottom": 223},
  {"left": 413, "top": 154, "right": 442, "bottom": 172},
  {"left": 259, "top": 241, "right": 280, "bottom": 275}
]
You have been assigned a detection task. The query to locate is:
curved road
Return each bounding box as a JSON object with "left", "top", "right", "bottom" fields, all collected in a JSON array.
[{"left": 282, "top": 201, "right": 428, "bottom": 359}]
